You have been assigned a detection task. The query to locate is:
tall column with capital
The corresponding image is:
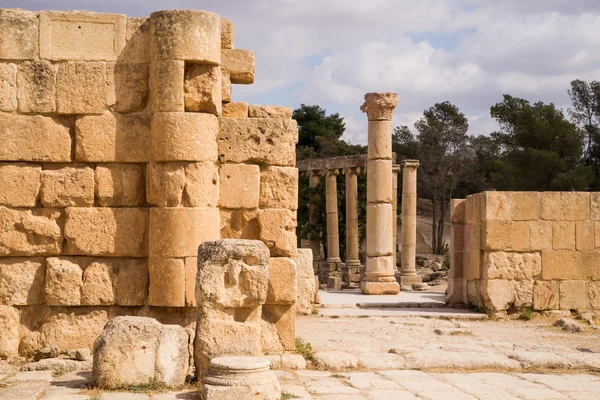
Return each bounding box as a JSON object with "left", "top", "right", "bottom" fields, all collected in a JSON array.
[
  {"left": 345, "top": 167, "right": 360, "bottom": 267},
  {"left": 308, "top": 170, "right": 322, "bottom": 273},
  {"left": 360, "top": 93, "right": 400, "bottom": 295},
  {"left": 400, "top": 160, "right": 422, "bottom": 285},
  {"left": 392, "top": 164, "right": 400, "bottom": 270},
  {"left": 325, "top": 169, "right": 341, "bottom": 263}
]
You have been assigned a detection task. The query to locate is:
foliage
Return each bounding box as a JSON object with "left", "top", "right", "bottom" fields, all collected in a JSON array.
[
  {"left": 281, "top": 392, "right": 301, "bottom": 399},
  {"left": 518, "top": 307, "right": 534, "bottom": 321},
  {"left": 294, "top": 338, "right": 315, "bottom": 361}
]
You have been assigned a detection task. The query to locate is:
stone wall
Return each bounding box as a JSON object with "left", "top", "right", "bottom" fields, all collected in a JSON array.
[
  {"left": 447, "top": 191, "right": 600, "bottom": 312},
  {"left": 0, "top": 8, "right": 298, "bottom": 357}
]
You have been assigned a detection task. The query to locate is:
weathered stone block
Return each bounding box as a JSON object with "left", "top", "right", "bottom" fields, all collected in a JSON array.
[
  {"left": 222, "top": 101, "right": 248, "bottom": 118},
  {"left": 221, "top": 18, "right": 234, "bottom": 49},
  {"left": 81, "top": 260, "right": 117, "bottom": 306},
  {"left": 529, "top": 220, "right": 553, "bottom": 251},
  {"left": 116, "top": 259, "right": 148, "bottom": 306},
  {"left": 95, "top": 164, "right": 145, "bottom": 207},
  {"left": 576, "top": 221, "right": 595, "bottom": 251},
  {"left": 295, "top": 249, "right": 315, "bottom": 314},
  {"left": 221, "top": 49, "right": 255, "bottom": 84},
  {"left": 259, "top": 166, "right": 298, "bottom": 210},
  {"left": 122, "top": 17, "right": 150, "bottom": 63},
  {"left": 465, "top": 194, "right": 481, "bottom": 224},
  {"left": 588, "top": 281, "right": 600, "bottom": 310},
  {"left": 532, "top": 280, "right": 559, "bottom": 311},
  {"left": 483, "top": 251, "right": 541, "bottom": 280},
  {"left": 38, "top": 308, "right": 109, "bottom": 353},
  {"left": 367, "top": 160, "right": 393, "bottom": 203},
  {"left": 262, "top": 304, "right": 295, "bottom": 351},
  {"left": 151, "top": 112, "right": 218, "bottom": 162},
  {"left": 482, "top": 279, "right": 515, "bottom": 311},
  {"left": 266, "top": 257, "right": 297, "bottom": 305},
  {"left": 185, "top": 257, "right": 197, "bottom": 307},
  {"left": 0, "top": 114, "right": 72, "bottom": 162},
  {"left": 366, "top": 204, "right": 393, "bottom": 256},
  {"left": 450, "top": 199, "right": 466, "bottom": 224},
  {"left": 222, "top": 71, "right": 231, "bottom": 103},
  {"left": 64, "top": 208, "right": 148, "bottom": 257},
  {"left": 150, "top": 60, "right": 184, "bottom": 112},
  {"left": 218, "top": 118, "right": 298, "bottom": 166},
  {"left": 482, "top": 191, "right": 540, "bottom": 221},
  {"left": 541, "top": 192, "right": 590, "bottom": 221},
  {"left": 0, "top": 163, "right": 41, "bottom": 207},
  {"left": 147, "top": 162, "right": 219, "bottom": 207},
  {"left": 17, "top": 60, "right": 56, "bottom": 113},
  {"left": 0, "top": 305, "right": 20, "bottom": 358},
  {"left": 185, "top": 162, "right": 220, "bottom": 208},
  {"left": 149, "top": 207, "right": 219, "bottom": 257},
  {"left": 0, "top": 9, "right": 38, "bottom": 60},
  {"left": 542, "top": 250, "right": 600, "bottom": 280},
  {"left": 184, "top": 64, "right": 221, "bottom": 115},
  {"left": 76, "top": 112, "right": 151, "bottom": 162},
  {"left": 552, "top": 221, "right": 575, "bottom": 250},
  {"left": 220, "top": 209, "right": 260, "bottom": 240},
  {"left": 40, "top": 11, "right": 126, "bottom": 61},
  {"left": 0, "top": 258, "right": 45, "bottom": 306},
  {"left": 219, "top": 163, "right": 260, "bottom": 209},
  {"left": 92, "top": 316, "right": 190, "bottom": 388},
  {"left": 56, "top": 62, "right": 106, "bottom": 114},
  {"left": 0, "top": 207, "right": 63, "bottom": 256},
  {"left": 248, "top": 105, "right": 293, "bottom": 119},
  {"left": 484, "top": 220, "right": 529, "bottom": 251},
  {"left": 0, "top": 63, "right": 17, "bottom": 111},
  {"left": 258, "top": 209, "right": 297, "bottom": 257},
  {"left": 592, "top": 193, "right": 600, "bottom": 220},
  {"left": 45, "top": 257, "right": 83, "bottom": 306},
  {"left": 148, "top": 257, "right": 185, "bottom": 307},
  {"left": 106, "top": 63, "right": 149, "bottom": 113},
  {"left": 40, "top": 166, "right": 95, "bottom": 207},
  {"left": 597, "top": 222, "right": 600, "bottom": 249},
  {"left": 559, "top": 280, "right": 588, "bottom": 311},
  {"left": 150, "top": 10, "right": 221, "bottom": 63}
]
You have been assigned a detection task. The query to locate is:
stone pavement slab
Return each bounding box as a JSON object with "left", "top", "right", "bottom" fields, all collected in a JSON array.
[
  {"left": 319, "top": 289, "right": 445, "bottom": 307},
  {"left": 318, "top": 307, "right": 486, "bottom": 318}
]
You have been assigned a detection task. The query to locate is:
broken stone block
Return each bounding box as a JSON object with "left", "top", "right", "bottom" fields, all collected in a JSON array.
[
  {"left": 327, "top": 276, "right": 342, "bottom": 290},
  {"left": 0, "top": 305, "right": 20, "bottom": 358},
  {"left": 184, "top": 64, "right": 221, "bottom": 115},
  {"left": 0, "top": 163, "right": 41, "bottom": 207},
  {"left": 0, "top": 63, "right": 17, "bottom": 111},
  {"left": 40, "top": 166, "right": 95, "bottom": 207},
  {"left": 95, "top": 164, "right": 145, "bottom": 207},
  {"left": 222, "top": 71, "right": 231, "bottom": 103},
  {"left": 106, "top": 62, "right": 149, "bottom": 113},
  {"left": 260, "top": 166, "right": 298, "bottom": 210},
  {"left": 265, "top": 353, "right": 306, "bottom": 370},
  {"left": 219, "top": 163, "right": 260, "bottom": 209},
  {"left": 81, "top": 260, "right": 117, "bottom": 306},
  {"left": 55, "top": 62, "right": 106, "bottom": 114},
  {"left": 262, "top": 305, "right": 295, "bottom": 352},
  {"left": 220, "top": 18, "right": 234, "bottom": 49},
  {"left": 312, "top": 351, "right": 358, "bottom": 371},
  {"left": 295, "top": 249, "right": 316, "bottom": 314},
  {"left": 222, "top": 101, "right": 248, "bottom": 118},
  {"left": 533, "top": 280, "right": 559, "bottom": 311},
  {"left": 21, "top": 358, "right": 89, "bottom": 374},
  {"left": 0, "top": 207, "right": 64, "bottom": 256},
  {"left": 483, "top": 251, "right": 541, "bottom": 280},
  {"left": 0, "top": 9, "right": 39, "bottom": 60},
  {"left": 266, "top": 258, "right": 296, "bottom": 305},
  {"left": 257, "top": 209, "right": 297, "bottom": 257},
  {"left": 221, "top": 49, "right": 255, "bottom": 84},
  {"left": 45, "top": 257, "right": 83, "bottom": 306},
  {"left": 248, "top": 105, "right": 293, "bottom": 119},
  {"left": 17, "top": 60, "right": 56, "bottom": 113},
  {"left": 553, "top": 318, "right": 584, "bottom": 332},
  {"left": 92, "top": 316, "right": 190, "bottom": 389},
  {"left": 220, "top": 209, "right": 260, "bottom": 240},
  {"left": 122, "top": 17, "right": 150, "bottom": 64},
  {"left": 0, "top": 258, "right": 45, "bottom": 305},
  {"left": 147, "top": 162, "right": 219, "bottom": 207}
]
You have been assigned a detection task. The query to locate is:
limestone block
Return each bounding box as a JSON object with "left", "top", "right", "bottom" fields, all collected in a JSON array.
[
  {"left": 64, "top": 207, "right": 148, "bottom": 257},
  {"left": 533, "top": 280, "right": 559, "bottom": 311},
  {"left": 367, "top": 160, "right": 392, "bottom": 203},
  {"left": 483, "top": 251, "right": 541, "bottom": 280},
  {"left": 220, "top": 209, "right": 260, "bottom": 240},
  {"left": 482, "top": 191, "right": 541, "bottom": 221},
  {"left": 576, "top": 221, "right": 595, "bottom": 251},
  {"left": 122, "top": 17, "right": 150, "bottom": 63},
  {"left": 147, "top": 161, "right": 219, "bottom": 207},
  {"left": 222, "top": 101, "right": 248, "bottom": 118},
  {"left": 17, "top": 60, "right": 57, "bottom": 113},
  {"left": 184, "top": 64, "right": 221, "bottom": 115},
  {"left": 450, "top": 199, "right": 466, "bottom": 224},
  {"left": 0, "top": 305, "right": 20, "bottom": 358},
  {"left": 295, "top": 249, "right": 315, "bottom": 314},
  {"left": 513, "top": 280, "right": 534, "bottom": 309},
  {"left": 312, "top": 351, "right": 358, "bottom": 371},
  {"left": 39, "top": 11, "right": 125, "bottom": 61},
  {"left": 597, "top": 222, "right": 600, "bottom": 249},
  {"left": 0, "top": 207, "right": 63, "bottom": 256},
  {"left": 367, "top": 120, "right": 392, "bottom": 160},
  {"left": 81, "top": 260, "right": 117, "bottom": 306},
  {"left": 551, "top": 221, "right": 575, "bottom": 251},
  {"left": 0, "top": 9, "right": 38, "bottom": 60},
  {"left": 0, "top": 258, "right": 45, "bottom": 306},
  {"left": 258, "top": 209, "right": 297, "bottom": 257},
  {"left": 185, "top": 257, "right": 197, "bottom": 307},
  {"left": 266, "top": 258, "right": 297, "bottom": 305},
  {"left": 482, "top": 279, "right": 515, "bottom": 311},
  {"left": 541, "top": 192, "right": 590, "bottom": 221},
  {"left": 262, "top": 304, "right": 295, "bottom": 351},
  {"left": 0, "top": 163, "right": 41, "bottom": 207},
  {"left": 56, "top": 62, "right": 106, "bottom": 114},
  {"left": 529, "top": 220, "right": 553, "bottom": 251},
  {"left": 106, "top": 63, "right": 149, "bottom": 113},
  {"left": 40, "top": 166, "right": 95, "bottom": 207},
  {"left": 588, "top": 281, "right": 600, "bottom": 309},
  {"left": 466, "top": 279, "right": 482, "bottom": 308},
  {"left": 260, "top": 166, "right": 298, "bottom": 210},
  {"left": 542, "top": 250, "right": 600, "bottom": 280},
  {"left": 151, "top": 112, "right": 218, "bottom": 162},
  {"left": 218, "top": 118, "right": 298, "bottom": 166},
  {"left": 95, "top": 164, "right": 145, "bottom": 207},
  {"left": 0, "top": 114, "right": 72, "bottom": 162},
  {"left": 366, "top": 204, "right": 393, "bottom": 256},
  {"left": 248, "top": 105, "right": 293, "bottom": 119},
  {"left": 221, "top": 18, "right": 234, "bottom": 49},
  {"left": 219, "top": 163, "right": 260, "bottom": 209},
  {"left": 148, "top": 257, "right": 185, "bottom": 307},
  {"left": 221, "top": 49, "right": 255, "bottom": 84},
  {"left": 483, "top": 220, "right": 529, "bottom": 251},
  {"left": 150, "top": 60, "right": 184, "bottom": 112},
  {"left": 92, "top": 316, "right": 190, "bottom": 388},
  {"left": 45, "top": 257, "right": 83, "bottom": 306},
  {"left": 559, "top": 280, "right": 588, "bottom": 311},
  {"left": 149, "top": 207, "right": 219, "bottom": 257},
  {"left": 592, "top": 192, "right": 600, "bottom": 220},
  {"left": 185, "top": 162, "right": 220, "bottom": 207},
  {"left": 76, "top": 112, "right": 151, "bottom": 163},
  {"left": 222, "top": 71, "right": 231, "bottom": 103},
  {"left": 116, "top": 259, "right": 148, "bottom": 306},
  {"left": 39, "top": 308, "right": 108, "bottom": 353},
  {"left": 465, "top": 194, "right": 481, "bottom": 224},
  {"left": 0, "top": 63, "right": 17, "bottom": 111},
  {"left": 150, "top": 10, "right": 221, "bottom": 63}
]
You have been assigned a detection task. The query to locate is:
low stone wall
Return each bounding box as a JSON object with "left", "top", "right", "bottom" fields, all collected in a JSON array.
[
  {"left": 447, "top": 191, "right": 600, "bottom": 312},
  {"left": 0, "top": 8, "right": 298, "bottom": 357}
]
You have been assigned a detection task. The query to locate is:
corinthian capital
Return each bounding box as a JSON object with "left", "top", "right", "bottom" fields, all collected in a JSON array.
[{"left": 360, "top": 92, "right": 398, "bottom": 121}]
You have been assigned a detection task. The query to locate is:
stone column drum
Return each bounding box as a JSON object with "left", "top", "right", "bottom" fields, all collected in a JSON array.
[
  {"left": 392, "top": 164, "right": 400, "bottom": 270},
  {"left": 360, "top": 93, "right": 400, "bottom": 295},
  {"left": 325, "top": 168, "right": 341, "bottom": 263},
  {"left": 345, "top": 167, "right": 361, "bottom": 287},
  {"left": 400, "top": 160, "right": 422, "bottom": 286},
  {"left": 308, "top": 170, "right": 322, "bottom": 273}
]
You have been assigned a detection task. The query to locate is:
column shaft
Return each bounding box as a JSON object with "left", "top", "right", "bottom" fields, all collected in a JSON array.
[
  {"left": 400, "top": 160, "right": 422, "bottom": 286},
  {"left": 345, "top": 168, "right": 360, "bottom": 266},
  {"left": 325, "top": 169, "right": 341, "bottom": 262},
  {"left": 392, "top": 165, "right": 399, "bottom": 270},
  {"left": 308, "top": 170, "right": 321, "bottom": 264}
]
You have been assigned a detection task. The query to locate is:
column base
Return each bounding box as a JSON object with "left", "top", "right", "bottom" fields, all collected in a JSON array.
[
  {"left": 400, "top": 275, "right": 422, "bottom": 287},
  {"left": 361, "top": 281, "right": 399, "bottom": 295}
]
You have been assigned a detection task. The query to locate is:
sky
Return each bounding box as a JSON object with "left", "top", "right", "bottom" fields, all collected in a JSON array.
[{"left": 6, "top": 0, "right": 600, "bottom": 145}]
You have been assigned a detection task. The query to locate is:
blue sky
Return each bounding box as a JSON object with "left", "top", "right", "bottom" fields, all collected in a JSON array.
[{"left": 5, "top": 0, "right": 600, "bottom": 144}]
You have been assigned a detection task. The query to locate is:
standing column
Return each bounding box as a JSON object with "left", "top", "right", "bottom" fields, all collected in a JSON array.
[
  {"left": 325, "top": 169, "right": 341, "bottom": 263},
  {"left": 400, "top": 160, "right": 422, "bottom": 286},
  {"left": 360, "top": 93, "right": 400, "bottom": 295},
  {"left": 392, "top": 164, "right": 400, "bottom": 270},
  {"left": 345, "top": 167, "right": 361, "bottom": 287},
  {"left": 308, "top": 170, "right": 322, "bottom": 273}
]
